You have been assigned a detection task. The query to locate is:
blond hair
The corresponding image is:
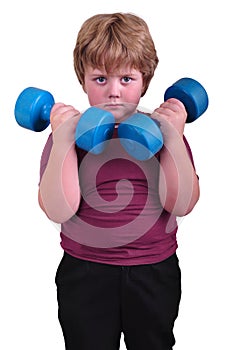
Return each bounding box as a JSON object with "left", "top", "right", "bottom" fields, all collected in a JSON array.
[{"left": 73, "top": 13, "right": 159, "bottom": 96}]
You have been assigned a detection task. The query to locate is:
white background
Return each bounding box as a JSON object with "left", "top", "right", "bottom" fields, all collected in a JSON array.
[{"left": 1, "top": 0, "right": 232, "bottom": 349}]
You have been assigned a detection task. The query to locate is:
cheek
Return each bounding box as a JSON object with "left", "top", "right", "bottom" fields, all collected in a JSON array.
[
  {"left": 86, "top": 87, "right": 104, "bottom": 107},
  {"left": 125, "top": 79, "right": 144, "bottom": 103},
  {"left": 125, "top": 89, "right": 142, "bottom": 104}
]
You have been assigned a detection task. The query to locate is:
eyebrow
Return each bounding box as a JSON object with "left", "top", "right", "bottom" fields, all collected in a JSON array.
[{"left": 90, "top": 72, "right": 138, "bottom": 77}]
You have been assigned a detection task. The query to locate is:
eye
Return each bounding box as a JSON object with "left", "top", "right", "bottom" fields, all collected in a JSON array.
[
  {"left": 121, "top": 76, "right": 132, "bottom": 84},
  {"left": 96, "top": 76, "right": 106, "bottom": 84}
]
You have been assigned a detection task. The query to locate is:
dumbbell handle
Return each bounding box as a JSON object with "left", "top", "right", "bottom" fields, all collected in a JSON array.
[{"left": 39, "top": 104, "right": 53, "bottom": 122}]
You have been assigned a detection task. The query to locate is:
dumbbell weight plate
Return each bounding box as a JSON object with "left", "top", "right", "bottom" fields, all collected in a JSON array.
[
  {"left": 15, "top": 87, "right": 55, "bottom": 132},
  {"left": 118, "top": 113, "right": 163, "bottom": 161},
  {"left": 75, "top": 107, "right": 115, "bottom": 154},
  {"left": 164, "top": 78, "right": 209, "bottom": 123}
]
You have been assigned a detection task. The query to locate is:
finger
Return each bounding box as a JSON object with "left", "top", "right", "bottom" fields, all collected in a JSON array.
[
  {"left": 52, "top": 105, "right": 76, "bottom": 115},
  {"left": 153, "top": 107, "right": 173, "bottom": 118},
  {"left": 162, "top": 98, "right": 186, "bottom": 112},
  {"left": 50, "top": 102, "right": 65, "bottom": 113},
  {"left": 51, "top": 105, "right": 80, "bottom": 120}
]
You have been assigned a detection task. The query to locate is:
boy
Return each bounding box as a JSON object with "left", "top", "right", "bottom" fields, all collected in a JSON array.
[{"left": 39, "top": 13, "right": 199, "bottom": 350}]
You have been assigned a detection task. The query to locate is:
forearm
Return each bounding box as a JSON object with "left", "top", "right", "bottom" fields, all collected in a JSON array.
[
  {"left": 39, "top": 141, "right": 81, "bottom": 223},
  {"left": 159, "top": 136, "right": 200, "bottom": 216}
]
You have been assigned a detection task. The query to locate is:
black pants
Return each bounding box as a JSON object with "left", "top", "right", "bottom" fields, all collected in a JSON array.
[{"left": 55, "top": 253, "right": 181, "bottom": 350}]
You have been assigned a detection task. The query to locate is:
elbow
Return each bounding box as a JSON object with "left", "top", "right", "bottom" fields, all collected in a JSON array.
[
  {"left": 43, "top": 206, "right": 79, "bottom": 224},
  {"left": 174, "top": 204, "right": 197, "bottom": 217},
  {"left": 163, "top": 204, "right": 192, "bottom": 217},
  {"left": 47, "top": 212, "right": 75, "bottom": 224},
  {"left": 163, "top": 190, "right": 200, "bottom": 217},
  {"left": 163, "top": 202, "right": 197, "bottom": 217},
  {"left": 183, "top": 194, "right": 200, "bottom": 216},
  {"left": 38, "top": 190, "right": 80, "bottom": 223},
  {"left": 46, "top": 200, "right": 80, "bottom": 224}
]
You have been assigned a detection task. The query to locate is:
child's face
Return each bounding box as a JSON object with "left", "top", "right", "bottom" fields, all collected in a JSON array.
[{"left": 83, "top": 65, "right": 144, "bottom": 122}]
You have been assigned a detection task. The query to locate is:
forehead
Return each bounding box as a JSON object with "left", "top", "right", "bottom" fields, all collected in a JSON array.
[{"left": 85, "top": 65, "right": 141, "bottom": 76}]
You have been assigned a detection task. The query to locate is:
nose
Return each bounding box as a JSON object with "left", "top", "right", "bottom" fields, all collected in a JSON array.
[{"left": 108, "top": 80, "right": 121, "bottom": 99}]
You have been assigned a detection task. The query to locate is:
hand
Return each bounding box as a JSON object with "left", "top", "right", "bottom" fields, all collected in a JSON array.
[
  {"left": 50, "top": 103, "right": 81, "bottom": 145},
  {"left": 151, "top": 98, "right": 187, "bottom": 141},
  {"left": 50, "top": 103, "right": 81, "bottom": 131}
]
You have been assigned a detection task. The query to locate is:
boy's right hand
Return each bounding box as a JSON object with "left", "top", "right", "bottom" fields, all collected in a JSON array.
[{"left": 50, "top": 103, "right": 81, "bottom": 145}]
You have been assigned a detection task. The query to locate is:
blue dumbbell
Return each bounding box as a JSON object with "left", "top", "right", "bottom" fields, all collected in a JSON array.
[
  {"left": 14, "top": 87, "right": 115, "bottom": 154},
  {"left": 118, "top": 77, "right": 209, "bottom": 161}
]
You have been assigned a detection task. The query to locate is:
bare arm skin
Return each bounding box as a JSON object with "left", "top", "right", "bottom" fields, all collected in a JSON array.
[
  {"left": 152, "top": 98, "right": 200, "bottom": 216},
  {"left": 38, "top": 103, "right": 81, "bottom": 223}
]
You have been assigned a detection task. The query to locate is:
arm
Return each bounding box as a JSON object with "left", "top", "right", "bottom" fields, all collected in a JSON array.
[
  {"left": 152, "top": 98, "right": 200, "bottom": 216},
  {"left": 38, "top": 103, "right": 81, "bottom": 223}
]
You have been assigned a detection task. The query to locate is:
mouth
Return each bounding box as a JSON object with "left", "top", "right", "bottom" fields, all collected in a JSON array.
[
  {"left": 101, "top": 103, "right": 138, "bottom": 122},
  {"left": 104, "top": 103, "right": 124, "bottom": 108}
]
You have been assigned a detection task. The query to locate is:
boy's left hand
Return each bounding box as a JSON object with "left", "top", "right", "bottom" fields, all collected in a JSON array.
[{"left": 151, "top": 98, "right": 187, "bottom": 141}]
